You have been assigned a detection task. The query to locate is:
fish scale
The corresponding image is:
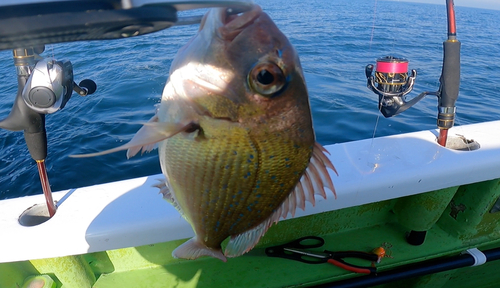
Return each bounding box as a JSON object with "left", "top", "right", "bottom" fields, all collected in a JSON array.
[
  {"left": 161, "top": 121, "right": 259, "bottom": 247},
  {"left": 235, "top": 136, "right": 312, "bottom": 222},
  {"left": 161, "top": 115, "right": 312, "bottom": 249}
]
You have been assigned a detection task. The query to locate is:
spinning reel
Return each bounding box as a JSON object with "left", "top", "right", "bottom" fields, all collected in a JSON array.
[
  {"left": 365, "top": 56, "right": 434, "bottom": 118},
  {"left": 2, "top": 46, "right": 96, "bottom": 139},
  {"left": 22, "top": 57, "right": 96, "bottom": 114},
  {"left": 0, "top": 46, "right": 96, "bottom": 218},
  {"left": 10, "top": 46, "right": 96, "bottom": 115}
]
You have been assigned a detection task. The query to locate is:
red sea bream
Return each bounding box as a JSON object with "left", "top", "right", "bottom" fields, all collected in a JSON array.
[{"left": 76, "top": 4, "right": 337, "bottom": 261}]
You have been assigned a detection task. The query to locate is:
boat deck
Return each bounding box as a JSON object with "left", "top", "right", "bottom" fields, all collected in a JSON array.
[{"left": 2, "top": 121, "right": 500, "bottom": 287}]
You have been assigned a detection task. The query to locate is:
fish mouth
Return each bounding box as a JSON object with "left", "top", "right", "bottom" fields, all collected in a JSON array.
[{"left": 218, "top": 4, "right": 262, "bottom": 41}]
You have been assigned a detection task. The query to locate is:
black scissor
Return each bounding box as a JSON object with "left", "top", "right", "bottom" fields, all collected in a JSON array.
[{"left": 265, "top": 236, "right": 378, "bottom": 274}]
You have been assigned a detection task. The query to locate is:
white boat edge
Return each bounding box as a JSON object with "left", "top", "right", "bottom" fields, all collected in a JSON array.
[{"left": 1, "top": 120, "right": 500, "bottom": 264}]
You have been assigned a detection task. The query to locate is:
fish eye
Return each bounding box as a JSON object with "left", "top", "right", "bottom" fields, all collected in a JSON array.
[{"left": 248, "top": 62, "right": 286, "bottom": 97}]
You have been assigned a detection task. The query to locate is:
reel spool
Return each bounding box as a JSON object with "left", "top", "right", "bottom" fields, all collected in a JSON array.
[{"left": 374, "top": 56, "right": 410, "bottom": 94}]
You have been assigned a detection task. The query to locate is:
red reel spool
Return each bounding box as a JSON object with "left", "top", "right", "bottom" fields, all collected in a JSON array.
[{"left": 375, "top": 56, "right": 409, "bottom": 93}]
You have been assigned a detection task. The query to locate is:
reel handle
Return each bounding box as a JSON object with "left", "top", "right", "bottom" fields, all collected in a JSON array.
[{"left": 74, "top": 79, "right": 97, "bottom": 96}]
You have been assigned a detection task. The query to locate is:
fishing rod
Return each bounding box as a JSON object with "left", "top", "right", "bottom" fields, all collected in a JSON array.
[
  {"left": 1, "top": 46, "right": 97, "bottom": 219},
  {"left": 438, "top": 0, "right": 461, "bottom": 146},
  {"left": 365, "top": 0, "right": 460, "bottom": 147},
  {"left": 316, "top": 246, "right": 500, "bottom": 288}
]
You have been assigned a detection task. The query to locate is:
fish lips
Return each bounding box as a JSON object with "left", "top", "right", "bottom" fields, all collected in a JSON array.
[{"left": 218, "top": 4, "right": 263, "bottom": 41}]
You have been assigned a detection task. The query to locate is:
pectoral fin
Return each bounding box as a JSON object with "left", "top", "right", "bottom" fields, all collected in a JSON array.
[{"left": 70, "top": 118, "right": 197, "bottom": 158}]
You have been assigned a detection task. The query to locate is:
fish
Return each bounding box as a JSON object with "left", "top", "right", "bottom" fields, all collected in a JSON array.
[{"left": 73, "top": 4, "right": 337, "bottom": 261}]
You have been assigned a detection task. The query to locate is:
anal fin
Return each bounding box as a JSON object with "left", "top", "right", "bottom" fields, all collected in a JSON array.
[{"left": 224, "top": 209, "right": 281, "bottom": 258}]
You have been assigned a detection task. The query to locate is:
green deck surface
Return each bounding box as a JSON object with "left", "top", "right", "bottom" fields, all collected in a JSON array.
[{"left": 3, "top": 178, "right": 500, "bottom": 288}]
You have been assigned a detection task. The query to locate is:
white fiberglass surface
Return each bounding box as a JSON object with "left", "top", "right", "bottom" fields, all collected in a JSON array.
[{"left": 1, "top": 121, "right": 500, "bottom": 263}]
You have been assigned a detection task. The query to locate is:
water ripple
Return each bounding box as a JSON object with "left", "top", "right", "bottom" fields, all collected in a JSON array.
[{"left": 1, "top": 0, "right": 499, "bottom": 198}]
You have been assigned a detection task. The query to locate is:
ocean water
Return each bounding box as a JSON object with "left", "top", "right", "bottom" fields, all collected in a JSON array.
[{"left": 1, "top": 0, "right": 500, "bottom": 199}]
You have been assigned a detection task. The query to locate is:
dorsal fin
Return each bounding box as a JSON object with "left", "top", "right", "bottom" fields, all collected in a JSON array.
[{"left": 281, "top": 142, "right": 337, "bottom": 219}]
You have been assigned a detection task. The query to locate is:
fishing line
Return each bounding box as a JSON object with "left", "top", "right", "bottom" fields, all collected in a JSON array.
[
  {"left": 368, "top": 0, "right": 381, "bottom": 145},
  {"left": 352, "top": 0, "right": 382, "bottom": 205},
  {"left": 47, "top": 44, "right": 55, "bottom": 60},
  {"left": 370, "top": 115, "right": 380, "bottom": 147},
  {"left": 369, "top": 0, "right": 377, "bottom": 50}
]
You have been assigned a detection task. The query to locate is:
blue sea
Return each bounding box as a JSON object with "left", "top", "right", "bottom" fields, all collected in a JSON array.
[{"left": 1, "top": 0, "right": 500, "bottom": 199}]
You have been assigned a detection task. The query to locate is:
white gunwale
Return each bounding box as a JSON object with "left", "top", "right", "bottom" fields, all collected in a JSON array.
[{"left": 1, "top": 120, "right": 500, "bottom": 263}]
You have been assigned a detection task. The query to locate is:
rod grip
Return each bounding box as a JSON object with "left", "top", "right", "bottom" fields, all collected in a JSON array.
[
  {"left": 439, "top": 41, "right": 461, "bottom": 108},
  {"left": 24, "top": 129, "right": 47, "bottom": 161}
]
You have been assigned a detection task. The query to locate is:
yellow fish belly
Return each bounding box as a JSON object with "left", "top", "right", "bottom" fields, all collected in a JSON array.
[{"left": 160, "top": 119, "right": 312, "bottom": 259}]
